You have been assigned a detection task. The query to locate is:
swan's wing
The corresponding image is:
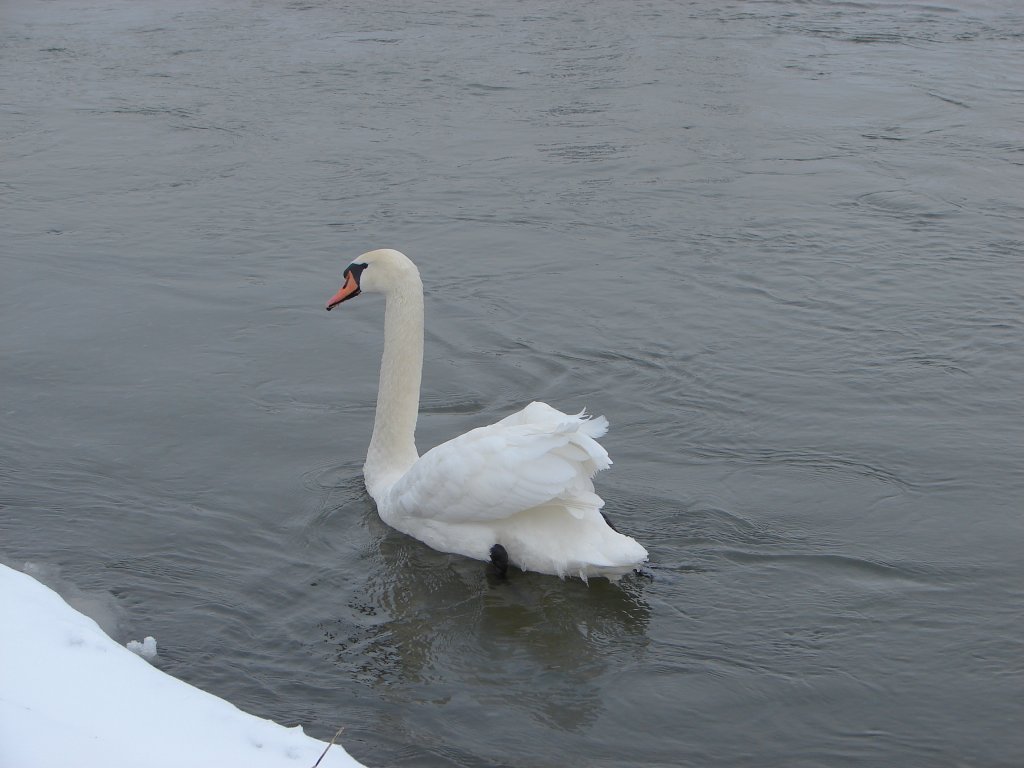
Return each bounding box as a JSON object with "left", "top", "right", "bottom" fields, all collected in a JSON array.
[{"left": 387, "top": 403, "right": 611, "bottom": 524}]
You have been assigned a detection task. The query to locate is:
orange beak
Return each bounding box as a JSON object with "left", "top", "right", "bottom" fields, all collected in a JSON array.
[{"left": 326, "top": 272, "right": 361, "bottom": 311}]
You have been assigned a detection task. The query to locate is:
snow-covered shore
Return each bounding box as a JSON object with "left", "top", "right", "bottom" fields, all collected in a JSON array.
[{"left": 0, "top": 563, "right": 366, "bottom": 768}]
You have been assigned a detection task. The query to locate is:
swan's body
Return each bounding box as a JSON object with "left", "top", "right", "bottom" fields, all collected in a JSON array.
[{"left": 326, "top": 249, "right": 648, "bottom": 580}]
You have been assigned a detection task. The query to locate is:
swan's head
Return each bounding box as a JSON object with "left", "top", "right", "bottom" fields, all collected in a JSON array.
[{"left": 325, "top": 248, "right": 418, "bottom": 311}]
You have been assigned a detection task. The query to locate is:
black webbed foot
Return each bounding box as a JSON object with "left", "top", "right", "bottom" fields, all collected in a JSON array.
[{"left": 489, "top": 544, "right": 510, "bottom": 579}]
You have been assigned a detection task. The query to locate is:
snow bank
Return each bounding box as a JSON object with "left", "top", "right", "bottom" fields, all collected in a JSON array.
[{"left": 0, "top": 563, "right": 366, "bottom": 768}]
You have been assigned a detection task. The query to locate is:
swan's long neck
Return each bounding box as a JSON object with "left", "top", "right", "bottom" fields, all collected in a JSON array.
[{"left": 363, "top": 274, "right": 424, "bottom": 500}]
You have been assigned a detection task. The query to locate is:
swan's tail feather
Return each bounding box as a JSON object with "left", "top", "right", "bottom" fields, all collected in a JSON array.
[{"left": 500, "top": 503, "right": 649, "bottom": 580}]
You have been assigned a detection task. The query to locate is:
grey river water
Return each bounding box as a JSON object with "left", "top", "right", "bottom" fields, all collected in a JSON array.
[{"left": 3, "top": 0, "right": 1023, "bottom": 765}]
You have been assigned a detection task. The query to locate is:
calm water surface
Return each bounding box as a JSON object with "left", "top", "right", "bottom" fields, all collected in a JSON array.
[{"left": 3, "top": 0, "right": 1023, "bottom": 765}]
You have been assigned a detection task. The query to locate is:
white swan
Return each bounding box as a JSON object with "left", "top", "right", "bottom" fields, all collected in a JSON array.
[{"left": 326, "top": 249, "right": 648, "bottom": 580}]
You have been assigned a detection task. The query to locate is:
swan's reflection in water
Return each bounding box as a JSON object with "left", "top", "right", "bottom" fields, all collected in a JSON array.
[{"left": 317, "top": 488, "right": 651, "bottom": 736}]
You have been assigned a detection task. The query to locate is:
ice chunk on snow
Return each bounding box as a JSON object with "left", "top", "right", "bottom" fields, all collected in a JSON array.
[{"left": 126, "top": 635, "right": 158, "bottom": 661}]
